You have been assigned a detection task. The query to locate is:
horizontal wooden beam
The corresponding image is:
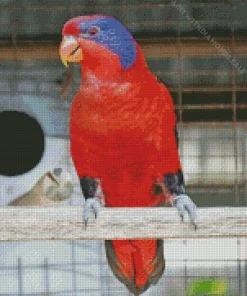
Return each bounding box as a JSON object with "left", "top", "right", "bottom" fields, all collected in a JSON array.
[
  {"left": 1, "top": 41, "right": 247, "bottom": 60},
  {"left": 141, "top": 42, "right": 247, "bottom": 58},
  {"left": 175, "top": 104, "right": 247, "bottom": 110},
  {"left": 170, "top": 87, "right": 247, "bottom": 92},
  {"left": 1, "top": 207, "right": 247, "bottom": 241},
  {"left": 0, "top": 45, "right": 58, "bottom": 60}
]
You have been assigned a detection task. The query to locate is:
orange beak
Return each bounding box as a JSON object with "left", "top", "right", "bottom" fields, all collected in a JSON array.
[{"left": 59, "top": 36, "right": 83, "bottom": 67}]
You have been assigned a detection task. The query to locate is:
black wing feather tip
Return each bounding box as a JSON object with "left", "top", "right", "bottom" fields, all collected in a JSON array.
[{"left": 149, "top": 240, "right": 165, "bottom": 285}]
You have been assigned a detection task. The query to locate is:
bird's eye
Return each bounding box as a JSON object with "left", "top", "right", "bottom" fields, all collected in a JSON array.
[{"left": 88, "top": 26, "right": 100, "bottom": 37}]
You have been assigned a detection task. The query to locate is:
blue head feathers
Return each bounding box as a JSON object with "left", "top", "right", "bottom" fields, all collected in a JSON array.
[{"left": 78, "top": 16, "right": 137, "bottom": 69}]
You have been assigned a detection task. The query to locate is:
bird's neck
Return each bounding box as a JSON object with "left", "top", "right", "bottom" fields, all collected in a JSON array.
[
  {"left": 80, "top": 44, "right": 154, "bottom": 85},
  {"left": 81, "top": 66, "right": 120, "bottom": 84}
]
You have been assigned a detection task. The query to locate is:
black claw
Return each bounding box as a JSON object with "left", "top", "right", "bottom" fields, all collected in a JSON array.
[
  {"left": 180, "top": 215, "right": 184, "bottom": 223},
  {"left": 84, "top": 219, "right": 88, "bottom": 227},
  {"left": 94, "top": 213, "right": 97, "bottom": 219}
]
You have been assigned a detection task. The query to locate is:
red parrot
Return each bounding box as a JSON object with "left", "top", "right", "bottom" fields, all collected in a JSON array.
[{"left": 59, "top": 15, "right": 196, "bottom": 295}]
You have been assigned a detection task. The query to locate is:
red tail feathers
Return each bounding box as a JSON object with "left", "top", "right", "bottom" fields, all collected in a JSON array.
[{"left": 105, "top": 239, "right": 165, "bottom": 295}]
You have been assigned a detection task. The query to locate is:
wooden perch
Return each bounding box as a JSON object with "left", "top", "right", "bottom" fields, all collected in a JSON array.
[
  {"left": 1, "top": 41, "right": 246, "bottom": 60},
  {"left": 0, "top": 207, "right": 246, "bottom": 241}
]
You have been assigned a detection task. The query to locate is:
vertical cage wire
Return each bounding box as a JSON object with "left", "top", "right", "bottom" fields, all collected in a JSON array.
[
  {"left": 71, "top": 241, "right": 78, "bottom": 296},
  {"left": 231, "top": 22, "right": 240, "bottom": 204},
  {"left": 17, "top": 257, "right": 24, "bottom": 296},
  {"left": 44, "top": 258, "right": 50, "bottom": 295}
]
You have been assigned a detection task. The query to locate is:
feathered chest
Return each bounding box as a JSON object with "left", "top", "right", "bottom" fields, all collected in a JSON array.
[
  {"left": 70, "top": 80, "right": 175, "bottom": 152},
  {"left": 73, "top": 82, "right": 148, "bottom": 130}
]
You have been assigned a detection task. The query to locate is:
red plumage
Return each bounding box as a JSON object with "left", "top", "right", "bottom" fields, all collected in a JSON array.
[{"left": 61, "top": 16, "right": 182, "bottom": 295}]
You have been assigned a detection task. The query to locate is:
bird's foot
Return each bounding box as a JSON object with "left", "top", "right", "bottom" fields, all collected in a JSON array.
[
  {"left": 173, "top": 194, "right": 197, "bottom": 230},
  {"left": 83, "top": 198, "right": 101, "bottom": 227}
]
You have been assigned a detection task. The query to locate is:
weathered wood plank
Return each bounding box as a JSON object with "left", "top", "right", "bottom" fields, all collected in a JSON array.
[
  {"left": 0, "top": 207, "right": 246, "bottom": 241},
  {"left": 1, "top": 41, "right": 246, "bottom": 60}
]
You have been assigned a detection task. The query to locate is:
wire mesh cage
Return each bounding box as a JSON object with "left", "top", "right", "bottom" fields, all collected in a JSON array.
[{"left": 0, "top": 239, "right": 246, "bottom": 295}]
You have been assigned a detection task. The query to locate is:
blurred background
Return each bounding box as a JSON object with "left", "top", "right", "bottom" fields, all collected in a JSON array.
[{"left": 0, "top": 0, "right": 246, "bottom": 295}]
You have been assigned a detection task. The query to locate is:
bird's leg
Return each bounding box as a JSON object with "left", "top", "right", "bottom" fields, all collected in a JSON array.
[
  {"left": 161, "top": 170, "right": 198, "bottom": 230},
  {"left": 173, "top": 195, "right": 197, "bottom": 230},
  {"left": 80, "top": 177, "right": 103, "bottom": 226}
]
